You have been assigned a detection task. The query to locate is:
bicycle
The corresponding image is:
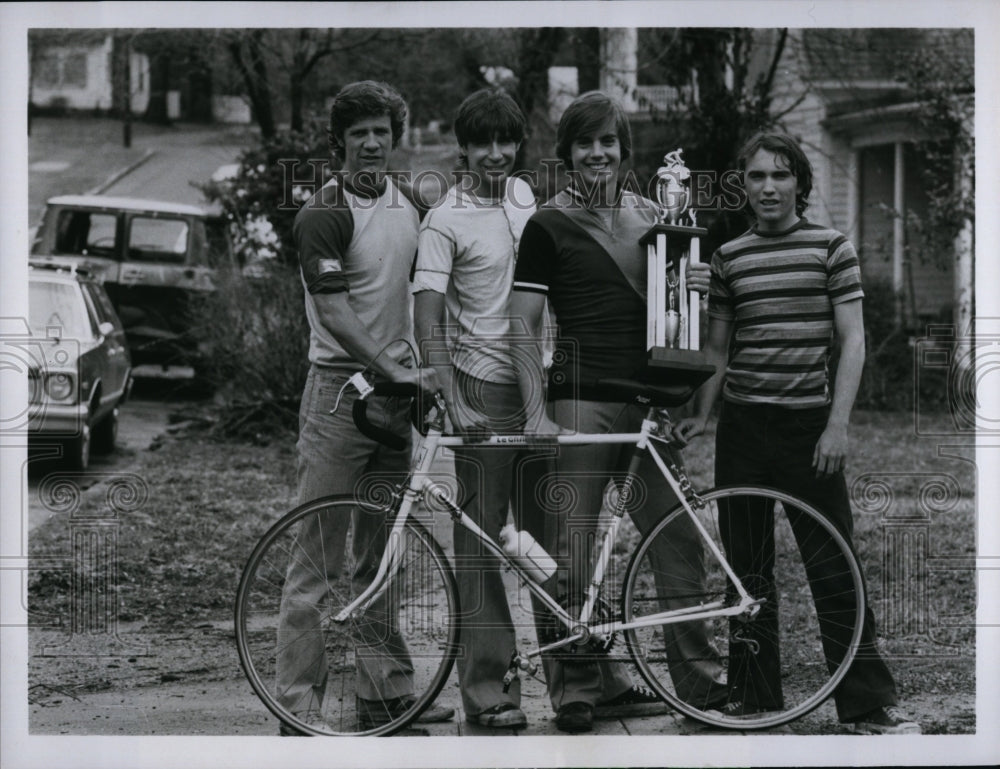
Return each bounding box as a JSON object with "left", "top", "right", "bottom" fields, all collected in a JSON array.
[{"left": 235, "top": 372, "right": 866, "bottom": 736}]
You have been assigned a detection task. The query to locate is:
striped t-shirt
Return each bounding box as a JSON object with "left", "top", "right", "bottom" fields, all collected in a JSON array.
[{"left": 708, "top": 219, "right": 864, "bottom": 408}]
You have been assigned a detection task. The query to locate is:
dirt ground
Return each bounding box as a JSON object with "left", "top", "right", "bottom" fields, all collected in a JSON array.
[{"left": 23, "top": 396, "right": 976, "bottom": 742}]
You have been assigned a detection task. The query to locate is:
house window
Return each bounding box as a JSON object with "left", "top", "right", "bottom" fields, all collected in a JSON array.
[
  {"left": 36, "top": 54, "right": 60, "bottom": 88},
  {"left": 34, "top": 50, "right": 89, "bottom": 90},
  {"left": 858, "top": 142, "right": 950, "bottom": 323},
  {"left": 62, "top": 52, "right": 88, "bottom": 89}
]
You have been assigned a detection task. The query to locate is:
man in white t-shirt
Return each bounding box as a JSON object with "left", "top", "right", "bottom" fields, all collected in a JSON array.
[{"left": 413, "top": 88, "right": 538, "bottom": 729}]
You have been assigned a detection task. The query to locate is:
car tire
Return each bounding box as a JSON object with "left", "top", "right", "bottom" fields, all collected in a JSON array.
[
  {"left": 92, "top": 406, "right": 119, "bottom": 455},
  {"left": 65, "top": 421, "right": 91, "bottom": 471}
]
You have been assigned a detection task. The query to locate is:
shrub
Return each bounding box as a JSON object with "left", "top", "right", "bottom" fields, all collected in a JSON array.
[
  {"left": 197, "top": 121, "right": 333, "bottom": 267},
  {"left": 188, "top": 264, "right": 310, "bottom": 438},
  {"left": 846, "top": 277, "right": 949, "bottom": 413}
]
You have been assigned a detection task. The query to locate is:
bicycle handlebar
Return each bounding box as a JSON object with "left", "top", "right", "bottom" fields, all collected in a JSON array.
[{"left": 351, "top": 381, "right": 420, "bottom": 452}]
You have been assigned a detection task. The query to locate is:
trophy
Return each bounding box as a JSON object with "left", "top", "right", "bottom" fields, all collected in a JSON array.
[{"left": 638, "top": 149, "right": 715, "bottom": 389}]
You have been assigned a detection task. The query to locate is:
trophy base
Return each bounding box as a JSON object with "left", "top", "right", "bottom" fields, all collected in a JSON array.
[
  {"left": 644, "top": 347, "right": 716, "bottom": 390},
  {"left": 640, "top": 223, "right": 709, "bottom": 267}
]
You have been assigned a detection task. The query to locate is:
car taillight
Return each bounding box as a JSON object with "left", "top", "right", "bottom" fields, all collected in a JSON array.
[{"left": 45, "top": 373, "right": 75, "bottom": 402}]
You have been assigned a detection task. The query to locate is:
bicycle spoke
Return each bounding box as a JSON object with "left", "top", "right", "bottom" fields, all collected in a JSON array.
[
  {"left": 235, "top": 497, "right": 459, "bottom": 736},
  {"left": 623, "top": 486, "right": 864, "bottom": 730}
]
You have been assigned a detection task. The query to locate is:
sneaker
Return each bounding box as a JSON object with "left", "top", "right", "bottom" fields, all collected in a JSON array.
[
  {"left": 466, "top": 703, "right": 528, "bottom": 729},
  {"left": 847, "top": 705, "right": 922, "bottom": 735},
  {"left": 555, "top": 701, "right": 594, "bottom": 733},
  {"left": 357, "top": 695, "right": 455, "bottom": 729},
  {"left": 594, "top": 684, "right": 669, "bottom": 719}
]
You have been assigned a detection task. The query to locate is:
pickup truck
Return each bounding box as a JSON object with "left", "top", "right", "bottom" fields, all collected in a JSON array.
[{"left": 30, "top": 194, "right": 235, "bottom": 370}]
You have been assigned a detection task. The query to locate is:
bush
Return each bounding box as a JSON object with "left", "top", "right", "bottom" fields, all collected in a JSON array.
[
  {"left": 850, "top": 277, "right": 949, "bottom": 412},
  {"left": 188, "top": 264, "right": 310, "bottom": 437},
  {"left": 198, "top": 121, "right": 333, "bottom": 267}
]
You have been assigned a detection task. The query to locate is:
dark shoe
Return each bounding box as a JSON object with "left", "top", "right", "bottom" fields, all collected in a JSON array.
[
  {"left": 555, "top": 701, "right": 594, "bottom": 733},
  {"left": 357, "top": 695, "right": 455, "bottom": 728},
  {"left": 847, "top": 705, "right": 921, "bottom": 735},
  {"left": 704, "top": 700, "right": 775, "bottom": 718},
  {"left": 466, "top": 703, "right": 528, "bottom": 729},
  {"left": 278, "top": 711, "right": 330, "bottom": 736},
  {"left": 594, "top": 684, "right": 669, "bottom": 719}
]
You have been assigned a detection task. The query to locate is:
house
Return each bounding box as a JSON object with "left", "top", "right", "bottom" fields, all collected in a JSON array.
[
  {"left": 30, "top": 31, "right": 150, "bottom": 115},
  {"left": 591, "top": 27, "right": 973, "bottom": 330},
  {"left": 29, "top": 30, "right": 250, "bottom": 125},
  {"left": 755, "top": 28, "right": 973, "bottom": 330}
]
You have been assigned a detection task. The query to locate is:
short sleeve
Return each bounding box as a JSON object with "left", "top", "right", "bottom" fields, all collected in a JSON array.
[
  {"left": 827, "top": 235, "right": 865, "bottom": 305},
  {"left": 512, "top": 217, "right": 556, "bottom": 295},
  {"left": 707, "top": 248, "right": 735, "bottom": 321},
  {"left": 294, "top": 188, "right": 354, "bottom": 294},
  {"left": 412, "top": 213, "right": 455, "bottom": 295}
]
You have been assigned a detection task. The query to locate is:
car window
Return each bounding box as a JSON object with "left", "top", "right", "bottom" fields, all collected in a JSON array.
[
  {"left": 53, "top": 210, "right": 118, "bottom": 257},
  {"left": 128, "top": 217, "right": 189, "bottom": 263},
  {"left": 29, "top": 280, "right": 94, "bottom": 338},
  {"left": 83, "top": 282, "right": 124, "bottom": 332},
  {"left": 204, "top": 218, "right": 234, "bottom": 267}
]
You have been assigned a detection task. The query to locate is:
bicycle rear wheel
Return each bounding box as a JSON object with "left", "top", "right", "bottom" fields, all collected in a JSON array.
[
  {"left": 622, "top": 485, "right": 865, "bottom": 730},
  {"left": 235, "top": 495, "right": 460, "bottom": 736}
]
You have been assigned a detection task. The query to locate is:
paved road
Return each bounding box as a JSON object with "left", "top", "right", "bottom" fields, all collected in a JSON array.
[{"left": 99, "top": 128, "right": 249, "bottom": 206}]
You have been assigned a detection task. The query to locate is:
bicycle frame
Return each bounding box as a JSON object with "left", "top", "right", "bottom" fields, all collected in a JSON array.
[{"left": 332, "top": 401, "right": 762, "bottom": 664}]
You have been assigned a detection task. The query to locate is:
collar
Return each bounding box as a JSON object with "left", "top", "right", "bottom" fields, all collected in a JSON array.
[
  {"left": 751, "top": 217, "right": 808, "bottom": 238},
  {"left": 338, "top": 172, "right": 389, "bottom": 200},
  {"left": 565, "top": 180, "right": 624, "bottom": 210}
]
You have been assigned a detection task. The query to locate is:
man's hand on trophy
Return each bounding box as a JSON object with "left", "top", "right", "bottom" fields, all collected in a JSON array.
[{"left": 685, "top": 262, "right": 711, "bottom": 296}]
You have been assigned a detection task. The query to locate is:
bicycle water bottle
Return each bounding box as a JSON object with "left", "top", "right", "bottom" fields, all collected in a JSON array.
[{"left": 499, "top": 524, "right": 556, "bottom": 583}]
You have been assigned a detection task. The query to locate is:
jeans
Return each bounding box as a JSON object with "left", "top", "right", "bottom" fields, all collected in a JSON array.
[
  {"left": 275, "top": 364, "right": 415, "bottom": 714},
  {"left": 715, "top": 401, "right": 897, "bottom": 721},
  {"left": 536, "top": 398, "right": 728, "bottom": 710},
  {"left": 449, "top": 370, "right": 550, "bottom": 716}
]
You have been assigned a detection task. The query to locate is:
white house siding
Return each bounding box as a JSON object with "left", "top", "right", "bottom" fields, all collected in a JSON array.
[
  {"left": 32, "top": 37, "right": 113, "bottom": 111},
  {"left": 31, "top": 35, "right": 149, "bottom": 114}
]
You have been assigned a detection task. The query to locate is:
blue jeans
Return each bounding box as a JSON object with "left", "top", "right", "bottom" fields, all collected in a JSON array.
[
  {"left": 715, "top": 401, "right": 897, "bottom": 721},
  {"left": 537, "top": 399, "right": 728, "bottom": 710},
  {"left": 276, "top": 365, "right": 414, "bottom": 714}
]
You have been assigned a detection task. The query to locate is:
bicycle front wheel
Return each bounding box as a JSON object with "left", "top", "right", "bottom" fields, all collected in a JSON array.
[
  {"left": 622, "top": 485, "right": 865, "bottom": 731},
  {"left": 235, "top": 495, "right": 460, "bottom": 736}
]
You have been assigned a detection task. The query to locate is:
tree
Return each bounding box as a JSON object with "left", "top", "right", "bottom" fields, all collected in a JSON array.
[
  {"left": 623, "top": 28, "right": 795, "bottom": 252},
  {"left": 227, "top": 30, "right": 277, "bottom": 139}
]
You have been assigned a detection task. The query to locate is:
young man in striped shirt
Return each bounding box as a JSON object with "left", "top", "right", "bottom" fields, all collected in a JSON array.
[{"left": 674, "top": 131, "right": 920, "bottom": 735}]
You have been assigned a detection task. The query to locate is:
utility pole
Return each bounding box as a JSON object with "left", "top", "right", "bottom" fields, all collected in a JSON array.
[{"left": 113, "top": 32, "right": 133, "bottom": 148}]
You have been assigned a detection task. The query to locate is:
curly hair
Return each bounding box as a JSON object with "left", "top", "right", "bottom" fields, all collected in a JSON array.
[
  {"left": 737, "top": 131, "right": 813, "bottom": 215},
  {"left": 555, "top": 91, "right": 632, "bottom": 171},
  {"left": 327, "top": 81, "right": 408, "bottom": 160}
]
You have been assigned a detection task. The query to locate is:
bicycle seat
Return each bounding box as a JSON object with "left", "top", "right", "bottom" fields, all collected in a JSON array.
[{"left": 594, "top": 377, "right": 695, "bottom": 407}]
